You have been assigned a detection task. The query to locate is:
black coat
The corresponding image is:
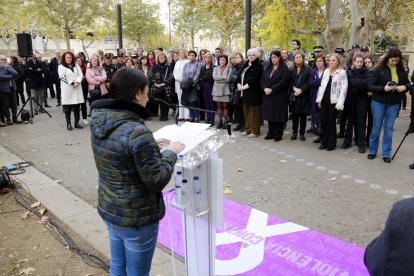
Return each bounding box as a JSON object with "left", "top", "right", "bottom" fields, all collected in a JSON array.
[
  {"left": 364, "top": 198, "right": 414, "bottom": 275},
  {"left": 368, "top": 65, "right": 412, "bottom": 105},
  {"left": 289, "top": 66, "right": 311, "bottom": 114},
  {"left": 261, "top": 63, "right": 290, "bottom": 122},
  {"left": 27, "top": 59, "right": 46, "bottom": 89},
  {"left": 237, "top": 58, "right": 263, "bottom": 106},
  {"left": 49, "top": 57, "right": 60, "bottom": 83},
  {"left": 346, "top": 68, "right": 371, "bottom": 101}
]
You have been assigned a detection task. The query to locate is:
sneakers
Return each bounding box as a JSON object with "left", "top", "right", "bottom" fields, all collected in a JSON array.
[
  {"left": 247, "top": 133, "right": 258, "bottom": 138},
  {"left": 83, "top": 119, "right": 89, "bottom": 125}
]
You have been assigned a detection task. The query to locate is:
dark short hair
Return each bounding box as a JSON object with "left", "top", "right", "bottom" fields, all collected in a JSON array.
[
  {"left": 156, "top": 47, "right": 163, "bottom": 52},
  {"left": 188, "top": 50, "right": 197, "bottom": 57},
  {"left": 292, "top": 39, "right": 301, "bottom": 49},
  {"left": 269, "top": 50, "right": 281, "bottom": 59},
  {"left": 109, "top": 68, "right": 148, "bottom": 101},
  {"left": 218, "top": 54, "right": 228, "bottom": 66}
]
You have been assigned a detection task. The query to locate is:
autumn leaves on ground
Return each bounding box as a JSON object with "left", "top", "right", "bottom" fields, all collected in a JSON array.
[{"left": 0, "top": 188, "right": 107, "bottom": 276}]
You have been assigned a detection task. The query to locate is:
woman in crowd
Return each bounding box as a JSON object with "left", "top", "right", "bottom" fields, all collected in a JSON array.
[
  {"left": 125, "top": 57, "right": 135, "bottom": 69},
  {"left": 173, "top": 49, "right": 190, "bottom": 121},
  {"left": 316, "top": 54, "right": 348, "bottom": 151},
  {"left": 289, "top": 53, "right": 311, "bottom": 141},
  {"left": 309, "top": 54, "right": 326, "bottom": 142},
  {"left": 281, "top": 49, "right": 293, "bottom": 69},
  {"left": 0, "top": 55, "right": 19, "bottom": 125},
  {"left": 147, "top": 50, "right": 156, "bottom": 68},
  {"left": 200, "top": 52, "right": 215, "bottom": 126},
  {"left": 75, "top": 56, "right": 89, "bottom": 124},
  {"left": 10, "top": 56, "right": 25, "bottom": 107},
  {"left": 237, "top": 48, "right": 263, "bottom": 137},
  {"left": 137, "top": 56, "right": 155, "bottom": 117},
  {"left": 198, "top": 49, "right": 207, "bottom": 64},
  {"left": 90, "top": 68, "right": 185, "bottom": 276},
  {"left": 364, "top": 56, "right": 375, "bottom": 146},
  {"left": 59, "top": 51, "right": 85, "bottom": 130},
  {"left": 152, "top": 53, "right": 173, "bottom": 121},
  {"left": 86, "top": 56, "right": 108, "bottom": 114},
  {"left": 367, "top": 48, "right": 412, "bottom": 163},
  {"left": 261, "top": 50, "right": 290, "bottom": 141},
  {"left": 230, "top": 52, "right": 245, "bottom": 132},
  {"left": 212, "top": 55, "right": 231, "bottom": 129},
  {"left": 342, "top": 54, "right": 371, "bottom": 152},
  {"left": 181, "top": 50, "right": 202, "bottom": 122}
]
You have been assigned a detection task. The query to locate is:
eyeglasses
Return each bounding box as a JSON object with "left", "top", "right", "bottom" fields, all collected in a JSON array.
[{"left": 0, "top": 59, "right": 6, "bottom": 61}]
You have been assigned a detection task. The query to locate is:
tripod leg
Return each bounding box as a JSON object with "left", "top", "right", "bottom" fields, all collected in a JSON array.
[
  {"left": 29, "top": 96, "right": 33, "bottom": 124},
  {"left": 31, "top": 98, "right": 52, "bottom": 118},
  {"left": 16, "top": 97, "right": 30, "bottom": 117},
  {"left": 392, "top": 129, "right": 410, "bottom": 160}
]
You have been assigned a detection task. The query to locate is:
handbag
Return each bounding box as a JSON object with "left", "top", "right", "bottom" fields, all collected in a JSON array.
[{"left": 89, "top": 85, "right": 101, "bottom": 98}]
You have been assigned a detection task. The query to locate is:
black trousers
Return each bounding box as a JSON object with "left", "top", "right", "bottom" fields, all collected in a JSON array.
[
  {"left": 80, "top": 81, "right": 88, "bottom": 120},
  {"left": 55, "top": 81, "right": 61, "bottom": 104},
  {"left": 292, "top": 113, "right": 307, "bottom": 135},
  {"left": 234, "top": 99, "right": 244, "bottom": 128},
  {"left": 268, "top": 121, "right": 284, "bottom": 139},
  {"left": 0, "top": 91, "right": 18, "bottom": 120},
  {"left": 63, "top": 104, "right": 80, "bottom": 125},
  {"left": 320, "top": 101, "right": 338, "bottom": 149},
  {"left": 158, "top": 93, "right": 170, "bottom": 119},
  {"left": 344, "top": 98, "right": 367, "bottom": 148},
  {"left": 366, "top": 97, "right": 373, "bottom": 146},
  {"left": 339, "top": 108, "right": 348, "bottom": 134},
  {"left": 16, "top": 82, "right": 25, "bottom": 105}
]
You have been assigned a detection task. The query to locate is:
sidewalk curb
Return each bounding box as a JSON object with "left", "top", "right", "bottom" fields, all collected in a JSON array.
[{"left": 0, "top": 145, "right": 185, "bottom": 275}]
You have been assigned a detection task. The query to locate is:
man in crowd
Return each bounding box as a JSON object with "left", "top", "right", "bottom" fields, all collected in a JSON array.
[
  {"left": 116, "top": 52, "right": 125, "bottom": 68},
  {"left": 214, "top": 47, "right": 223, "bottom": 66},
  {"left": 102, "top": 53, "right": 118, "bottom": 91},
  {"left": 27, "top": 52, "right": 47, "bottom": 114},
  {"left": 308, "top": 46, "right": 324, "bottom": 68},
  {"left": 136, "top": 47, "right": 144, "bottom": 58},
  {"left": 361, "top": 46, "right": 370, "bottom": 57},
  {"left": 0, "top": 55, "right": 21, "bottom": 125},
  {"left": 49, "top": 50, "right": 61, "bottom": 106},
  {"left": 288, "top": 39, "right": 301, "bottom": 61}
]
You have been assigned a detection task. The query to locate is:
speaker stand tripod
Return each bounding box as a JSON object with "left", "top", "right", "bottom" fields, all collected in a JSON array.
[{"left": 16, "top": 96, "right": 52, "bottom": 124}]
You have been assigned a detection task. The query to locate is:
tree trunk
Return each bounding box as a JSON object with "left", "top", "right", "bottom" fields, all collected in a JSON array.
[
  {"left": 1, "top": 39, "right": 11, "bottom": 57},
  {"left": 64, "top": 28, "right": 71, "bottom": 50},
  {"left": 323, "top": 0, "right": 343, "bottom": 52},
  {"left": 349, "top": 0, "right": 375, "bottom": 49},
  {"left": 42, "top": 37, "right": 49, "bottom": 56},
  {"left": 191, "top": 29, "right": 195, "bottom": 50}
]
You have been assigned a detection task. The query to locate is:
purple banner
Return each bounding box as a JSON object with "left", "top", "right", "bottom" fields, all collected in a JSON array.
[{"left": 159, "top": 193, "right": 369, "bottom": 276}]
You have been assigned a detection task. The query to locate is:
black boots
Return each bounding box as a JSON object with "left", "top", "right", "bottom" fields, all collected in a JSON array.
[
  {"left": 64, "top": 107, "right": 72, "bottom": 131},
  {"left": 74, "top": 112, "right": 83, "bottom": 129}
]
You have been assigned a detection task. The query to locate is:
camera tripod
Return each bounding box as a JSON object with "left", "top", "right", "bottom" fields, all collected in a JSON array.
[
  {"left": 392, "top": 125, "right": 411, "bottom": 160},
  {"left": 16, "top": 92, "right": 52, "bottom": 124}
]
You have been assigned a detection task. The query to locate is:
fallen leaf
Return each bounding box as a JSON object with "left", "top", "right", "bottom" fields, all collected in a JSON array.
[
  {"left": 242, "top": 242, "right": 250, "bottom": 248},
  {"left": 56, "top": 180, "right": 63, "bottom": 184},
  {"left": 30, "top": 202, "right": 41, "bottom": 208},
  {"left": 301, "top": 177, "right": 306, "bottom": 180},
  {"left": 38, "top": 207, "right": 47, "bottom": 215},
  {"left": 39, "top": 162, "right": 48, "bottom": 166},
  {"left": 40, "top": 216, "right": 49, "bottom": 223},
  {"left": 237, "top": 168, "right": 244, "bottom": 172},
  {"left": 280, "top": 160, "right": 288, "bottom": 164},
  {"left": 64, "top": 142, "right": 72, "bottom": 146},
  {"left": 84, "top": 274, "right": 93, "bottom": 276},
  {"left": 30, "top": 149, "right": 37, "bottom": 152},
  {"left": 223, "top": 188, "right": 233, "bottom": 194},
  {"left": 21, "top": 211, "right": 30, "bottom": 219},
  {"left": 19, "top": 267, "right": 35, "bottom": 275},
  {"left": 77, "top": 142, "right": 83, "bottom": 144},
  {"left": 65, "top": 152, "right": 71, "bottom": 155},
  {"left": 330, "top": 177, "right": 337, "bottom": 181}
]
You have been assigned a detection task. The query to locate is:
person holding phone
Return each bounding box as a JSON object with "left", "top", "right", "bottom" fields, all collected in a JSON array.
[{"left": 367, "top": 48, "right": 412, "bottom": 163}]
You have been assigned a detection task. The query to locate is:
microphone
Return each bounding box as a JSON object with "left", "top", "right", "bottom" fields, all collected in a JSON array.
[{"left": 150, "top": 96, "right": 232, "bottom": 136}]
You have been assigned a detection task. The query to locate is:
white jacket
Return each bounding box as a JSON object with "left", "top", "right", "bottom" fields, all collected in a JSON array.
[
  {"left": 58, "top": 64, "right": 85, "bottom": 105},
  {"left": 173, "top": 59, "right": 189, "bottom": 83},
  {"left": 316, "top": 68, "right": 347, "bottom": 109}
]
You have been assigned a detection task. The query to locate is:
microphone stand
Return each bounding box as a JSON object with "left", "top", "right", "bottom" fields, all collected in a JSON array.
[{"left": 151, "top": 97, "right": 232, "bottom": 136}]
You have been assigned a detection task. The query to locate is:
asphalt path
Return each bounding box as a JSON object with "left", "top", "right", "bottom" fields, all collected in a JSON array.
[{"left": 1, "top": 98, "right": 413, "bottom": 248}]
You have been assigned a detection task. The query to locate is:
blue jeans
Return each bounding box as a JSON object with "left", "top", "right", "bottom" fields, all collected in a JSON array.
[
  {"left": 369, "top": 100, "right": 400, "bottom": 157},
  {"left": 104, "top": 221, "right": 159, "bottom": 276}
]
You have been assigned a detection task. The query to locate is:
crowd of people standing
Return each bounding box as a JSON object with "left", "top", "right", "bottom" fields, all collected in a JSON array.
[{"left": 0, "top": 42, "right": 413, "bottom": 167}]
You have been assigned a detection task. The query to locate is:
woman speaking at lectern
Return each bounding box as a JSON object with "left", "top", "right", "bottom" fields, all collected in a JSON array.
[{"left": 90, "top": 67, "right": 185, "bottom": 276}]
